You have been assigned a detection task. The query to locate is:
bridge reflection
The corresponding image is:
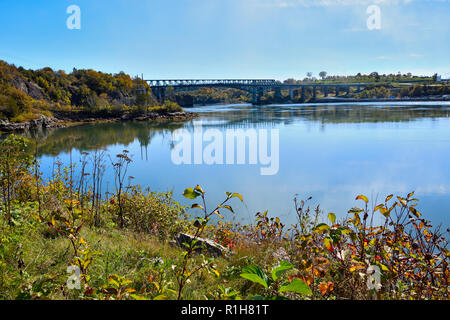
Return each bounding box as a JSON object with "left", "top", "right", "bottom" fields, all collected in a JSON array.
[{"left": 15, "top": 103, "right": 449, "bottom": 157}]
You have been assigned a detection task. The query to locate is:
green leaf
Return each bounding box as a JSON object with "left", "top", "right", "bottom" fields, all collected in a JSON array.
[
  {"left": 328, "top": 213, "right": 336, "bottom": 224},
  {"left": 330, "top": 228, "right": 342, "bottom": 245},
  {"left": 241, "top": 274, "right": 268, "bottom": 289},
  {"left": 108, "top": 277, "right": 120, "bottom": 288},
  {"left": 240, "top": 265, "right": 269, "bottom": 289},
  {"left": 314, "top": 223, "right": 330, "bottom": 232},
  {"left": 271, "top": 261, "right": 294, "bottom": 281},
  {"left": 183, "top": 188, "right": 201, "bottom": 199},
  {"left": 279, "top": 278, "right": 312, "bottom": 296}
]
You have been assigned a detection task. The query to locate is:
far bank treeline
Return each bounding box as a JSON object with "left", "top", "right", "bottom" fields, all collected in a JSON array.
[{"left": 0, "top": 60, "right": 183, "bottom": 123}]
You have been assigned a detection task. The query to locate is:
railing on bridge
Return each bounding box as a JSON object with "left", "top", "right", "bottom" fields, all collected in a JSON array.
[{"left": 145, "top": 79, "right": 281, "bottom": 87}]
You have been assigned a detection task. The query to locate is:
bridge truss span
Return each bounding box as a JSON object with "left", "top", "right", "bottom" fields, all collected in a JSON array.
[{"left": 145, "top": 79, "right": 369, "bottom": 105}]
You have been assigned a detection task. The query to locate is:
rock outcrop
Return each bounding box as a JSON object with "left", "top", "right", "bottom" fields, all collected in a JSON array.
[
  {"left": 9, "top": 75, "right": 45, "bottom": 101},
  {"left": 0, "top": 115, "right": 63, "bottom": 132},
  {"left": 175, "top": 233, "right": 227, "bottom": 257}
]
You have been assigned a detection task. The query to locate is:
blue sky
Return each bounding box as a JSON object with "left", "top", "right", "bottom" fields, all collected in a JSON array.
[{"left": 0, "top": 0, "right": 448, "bottom": 80}]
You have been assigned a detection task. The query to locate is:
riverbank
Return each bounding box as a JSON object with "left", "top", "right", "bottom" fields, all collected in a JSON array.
[
  {"left": 0, "top": 110, "right": 199, "bottom": 133},
  {"left": 308, "top": 95, "right": 450, "bottom": 104}
]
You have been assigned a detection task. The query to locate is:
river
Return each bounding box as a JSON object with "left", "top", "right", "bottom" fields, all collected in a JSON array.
[{"left": 34, "top": 101, "right": 450, "bottom": 227}]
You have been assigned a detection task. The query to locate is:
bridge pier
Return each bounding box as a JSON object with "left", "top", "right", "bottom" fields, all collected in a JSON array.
[
  {"left": 289, "top": 88, "right": 294, "bottom": 100},
  {"left": 253, "top": 87, "right": 264, "bottom": 105},
  {"left": 152, "top": 87, "right": 167, "bottom": 104},
  {"left": 313, "top": 86, "right": 317, "bottom": 99},
  {"left": 324, "top": 87, "right": 328, "bottom": 97},
  {"left": 275, "top": 88, "right": 282, "bottom": 101},
  {"left": 335, "top": 86, "right": 339, "bottom": 97}
]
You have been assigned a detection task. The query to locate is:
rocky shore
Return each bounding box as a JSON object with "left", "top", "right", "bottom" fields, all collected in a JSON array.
[
  {"left": 0, "top": 111, "right": 198, "bottom": 133},
  {"left": 0, "top": 115, "right": 64, "bottom": 132}
]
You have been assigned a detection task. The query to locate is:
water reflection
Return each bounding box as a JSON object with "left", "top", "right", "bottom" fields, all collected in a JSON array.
[
  {"left": 24, "top": 121, "right": 186, "bottom": 157},
  {"left": 28, "top": 102, "right": 450, "bottom": 156},
  {"left": 8, "top": 102, "right": 450, "bottom": 227}
]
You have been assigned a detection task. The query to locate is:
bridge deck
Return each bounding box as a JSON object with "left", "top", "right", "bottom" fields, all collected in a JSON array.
[{"left": 146, "top": 79, "right": 368, "bottom": 89}]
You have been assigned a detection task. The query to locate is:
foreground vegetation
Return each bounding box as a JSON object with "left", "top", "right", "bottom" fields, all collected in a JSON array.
[{"left": 0, "top": 134, "right": 448, "bottom": 300}]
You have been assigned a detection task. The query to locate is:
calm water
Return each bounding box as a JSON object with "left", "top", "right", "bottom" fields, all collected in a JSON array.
[{"left": 31, "top": 102, "right": 450, "bottom": 227}]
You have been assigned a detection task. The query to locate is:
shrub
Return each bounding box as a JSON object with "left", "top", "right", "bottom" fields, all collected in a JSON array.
[{"left": 106, "top": 186, "right": 187, "bottom": 240}]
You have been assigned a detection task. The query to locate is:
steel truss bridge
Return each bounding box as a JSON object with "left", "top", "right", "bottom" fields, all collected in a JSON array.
[{"left": 145, "top": 79, "right": 369, "bottom": 104}]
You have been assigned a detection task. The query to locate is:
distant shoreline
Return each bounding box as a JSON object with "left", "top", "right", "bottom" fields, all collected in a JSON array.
[
  {"left": 255, "top": 96, "right": 450, "bottom": 106},
  {"left": 188, "top": 96, "right": 450, "bottom": 108},
  {"left": 304, "top": 96, "right": 450, "bottom": 104}
]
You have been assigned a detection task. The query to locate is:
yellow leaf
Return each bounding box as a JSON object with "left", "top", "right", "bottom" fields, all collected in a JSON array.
[
  {"left": 409, "top": 207, "right": 421, "bottom": 218},
  {"left": 380, "top": 207, "right": 390, "bottom": 218},
  {"left": 212, "top": 268, "right": 220, "bottom": 278},
  {"left": 397, "top": 196, "right": 407, "bottom": 207},
  {"left": 231, "top": 193, "right": 243, "bottom": 202},
  {"left": 214, "top": 210, "right": 224, "bottom": 219},
  {"left": 356, "top": 195, "right": 368, "bottom": 204},
  {"left": 374, "top": 204, "right": 384, "bottom": 212},
  {"left": 194, "top": 185, "right": 205, "bottom": 194},
  {"left": 191, "top": 204, "right": 204, "bottom": 210}
]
